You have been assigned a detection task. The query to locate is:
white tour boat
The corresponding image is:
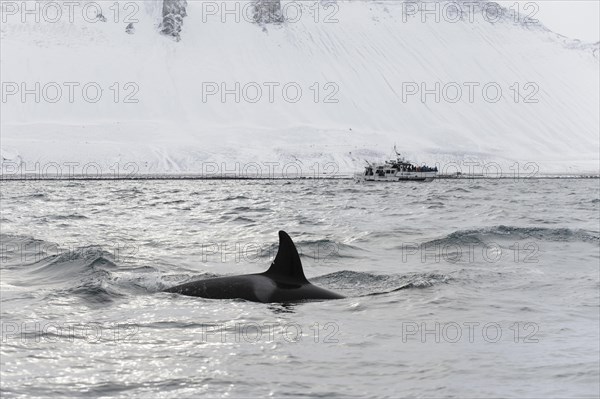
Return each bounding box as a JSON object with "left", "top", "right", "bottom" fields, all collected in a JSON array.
[{"left": 356, "top": 150, "right": 438, "bottom": 182}]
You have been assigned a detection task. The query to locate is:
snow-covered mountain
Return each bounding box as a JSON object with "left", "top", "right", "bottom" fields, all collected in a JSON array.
[{"left": 1, "top": 0, "right": 598, "bottom": 176}]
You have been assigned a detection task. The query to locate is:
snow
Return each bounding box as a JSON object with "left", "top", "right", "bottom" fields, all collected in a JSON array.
[{"left": 1, "top": 0, "right": 599, "bottom": 177}]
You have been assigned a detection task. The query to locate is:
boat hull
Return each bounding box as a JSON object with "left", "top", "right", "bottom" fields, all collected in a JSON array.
[{"left": 355, "top": 172, "right": 437, "bottom": 182}]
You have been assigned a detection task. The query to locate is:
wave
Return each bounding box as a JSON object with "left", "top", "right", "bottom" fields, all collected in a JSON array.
[
  {"left": 18, "top": 246, "right": 116, "bottom": 284},
  {"left": 221, "top": 195, "right": 250, "bottom": 201},
  {"left": 49, "top": 214, "right": 89, "bottom": 220},
  {"left": 313, "top": 270, "right": 451, "bottom": 297},
  {"left": 426, "top": 201, "right": 445, "bottom": 209},
  {"left": 445, "top": 187, "right": 471, "bottom": 193},
  {"left": 423, "top": 225, "right": 599, "bottom": 247},
  {"left": 0, "top": 234, "right": 54, "bottom": 267},
  {"left": 231, "top": 216, "right": 255, "bottom": 223},
  {"left": 227, "top": 206, "right": 272, "bottom": 213},
  {"left": 23, "top": 193, "right": 46, "bottom": 199},
  {"left": 1, "top": 236, "right": 123, "bottom": 304}
]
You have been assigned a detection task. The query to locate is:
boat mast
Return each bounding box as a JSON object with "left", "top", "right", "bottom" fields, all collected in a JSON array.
[{"left": 393, "top": 144, "right": 403, "bottom": 163}]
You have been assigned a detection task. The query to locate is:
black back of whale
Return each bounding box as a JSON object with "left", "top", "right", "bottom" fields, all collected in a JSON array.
[{"left": 164, "top": 231, "right": 345, "bottom": 303}]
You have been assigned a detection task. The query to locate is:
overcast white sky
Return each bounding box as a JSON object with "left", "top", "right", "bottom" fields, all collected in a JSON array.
[{"left": 497, "top": 0, "right": 600, "bottom": 42}]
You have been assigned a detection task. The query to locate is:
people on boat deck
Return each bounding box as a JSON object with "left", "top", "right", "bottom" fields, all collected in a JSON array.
[
  {"left": 367, "top": 163, "right": 439, "bottom": 175},
  {"left": 398, "top": 165, "right": 438, "bottom": 173}
]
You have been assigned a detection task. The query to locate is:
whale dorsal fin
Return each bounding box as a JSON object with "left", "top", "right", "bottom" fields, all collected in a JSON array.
[{"left": 264, "top": 231, "right": 308, "bottom": 283}]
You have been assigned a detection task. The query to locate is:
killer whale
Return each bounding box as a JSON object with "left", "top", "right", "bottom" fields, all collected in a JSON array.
[{"left": 164, "top": 231, "right": 345, "bottom": 303}]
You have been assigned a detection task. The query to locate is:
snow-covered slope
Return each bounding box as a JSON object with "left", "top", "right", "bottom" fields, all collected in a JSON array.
[{"left": 1, "top": 0, "right": 599, "bottom": 176}]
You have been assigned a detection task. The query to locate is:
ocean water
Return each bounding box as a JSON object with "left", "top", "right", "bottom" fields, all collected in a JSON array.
[{"left": 1, "top": 178, "right": 599, "bottom": 398}]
